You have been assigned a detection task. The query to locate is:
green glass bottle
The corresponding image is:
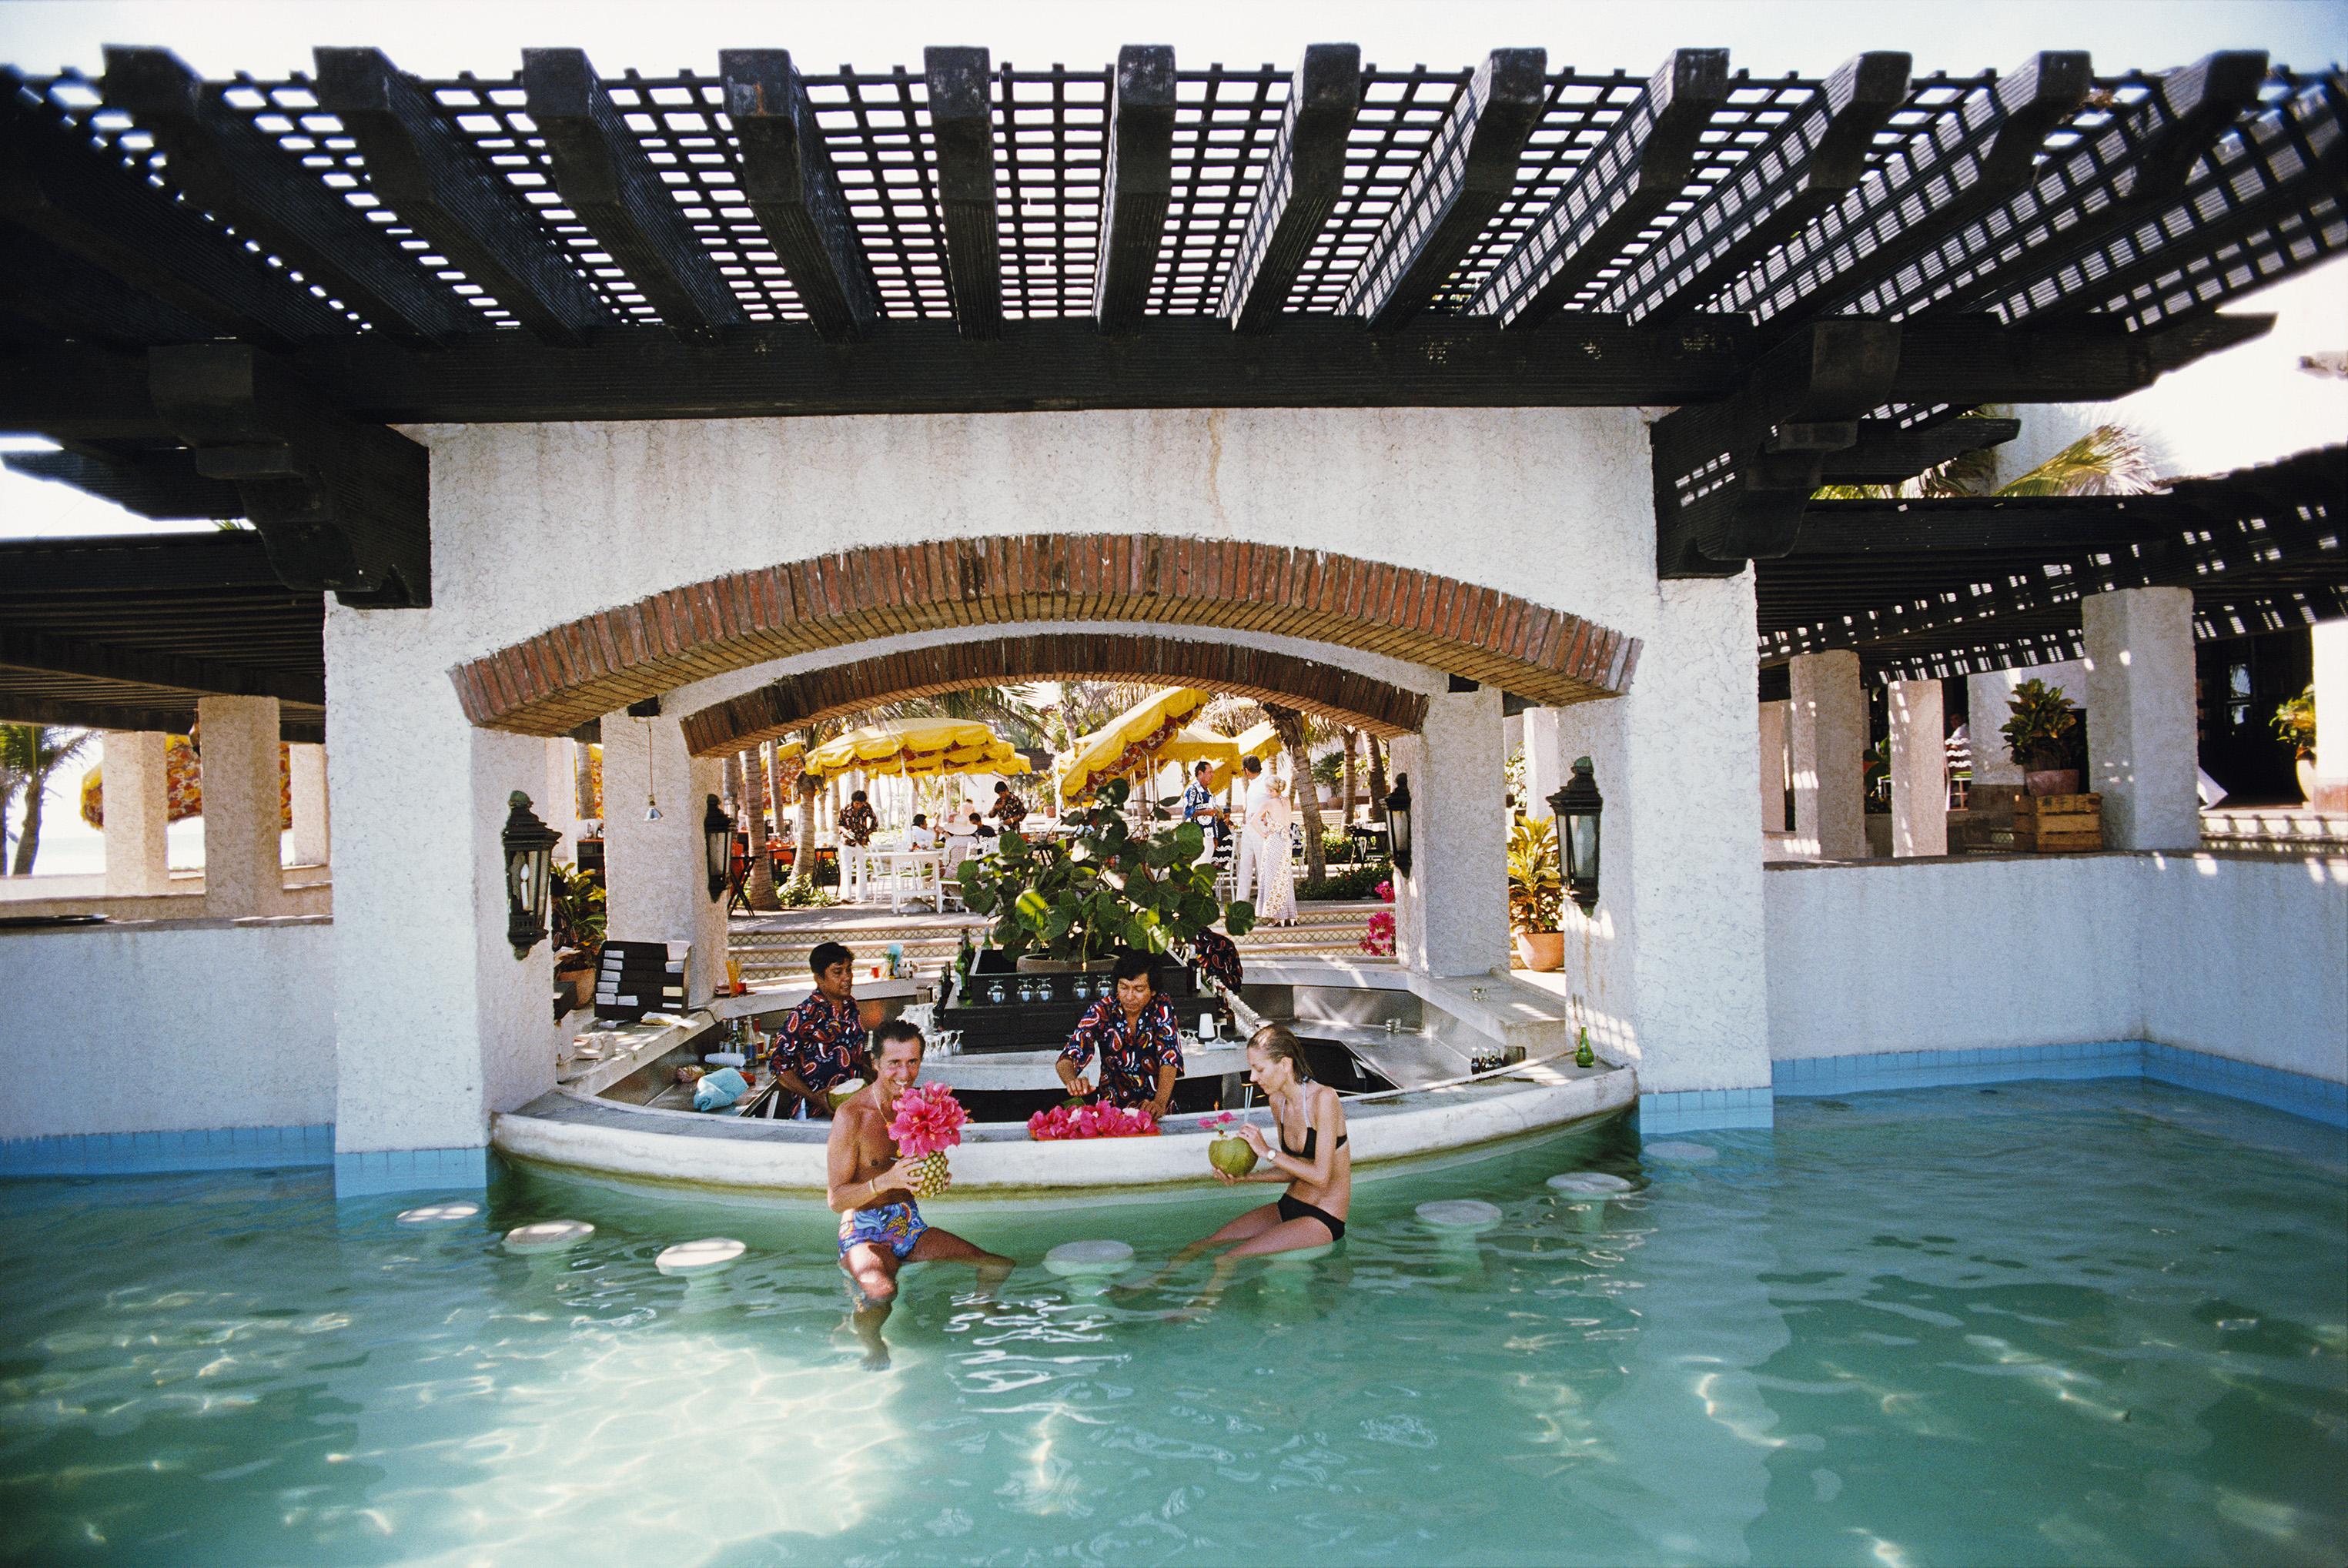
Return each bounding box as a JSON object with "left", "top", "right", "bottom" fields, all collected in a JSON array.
[{"left": 1574, "top": 1025, "right": 1594, "bottom": 1068}]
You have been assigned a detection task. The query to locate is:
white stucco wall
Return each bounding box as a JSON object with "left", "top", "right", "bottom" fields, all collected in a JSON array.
[
  {"left": 0, "top": 921, "right": 336, "bottom": 1140},
  {"left": 1767, "top": 853, "right": 2348, "bottom": 1084}
]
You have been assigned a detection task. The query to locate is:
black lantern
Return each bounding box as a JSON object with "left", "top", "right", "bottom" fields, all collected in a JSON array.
[
  {"left": 703, "top": 793, "right": 733, "bottom": 902},
  {"left": 1547, "top": 755, "right": 1604, "bottom": 914},
  {"left": 501, "top": 791, "right": 561, "bottom": 959},
  {"left": 1386, "top": 773, "right": 1413, "bottom": 878}
]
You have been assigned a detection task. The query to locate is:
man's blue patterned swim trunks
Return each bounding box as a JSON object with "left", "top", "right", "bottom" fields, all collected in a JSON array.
[{"left": 838, "top": 1199, "right": 928, "bottom": 1259}]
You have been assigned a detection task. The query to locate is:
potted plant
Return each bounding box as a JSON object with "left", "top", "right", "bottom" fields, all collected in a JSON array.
[
  {"left": 1999, "top": 677, "right": 2084, "bottom": 796},
  {"left": 549, "top": 861, "right": 606, "bottom": 1009},
  {"left": 1507, "top": 813, "right": 1564, "bottom": 971},
  {"left": 956, "top": 776, "right": 1254, "bottom": 970},
  {"left": 2274, "top": 684, "right": 2316, "bottom": 801}
]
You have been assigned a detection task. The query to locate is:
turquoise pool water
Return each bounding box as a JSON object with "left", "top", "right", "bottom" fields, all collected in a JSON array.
[{"left": 2, "top": 1079, "right": 2343, "bottom": 1566}]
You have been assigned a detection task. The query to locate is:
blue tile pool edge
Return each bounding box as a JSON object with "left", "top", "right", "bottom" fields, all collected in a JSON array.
[
  {"left": 1772, "top": 1041, "right": 2347, "bottom": 1128},
  {"left": 0, "top": 1126, "right": 498, "bottom": 1195},
  {"left": 1637, "top": 1087, "right": 1776, "bottom": 1135}
]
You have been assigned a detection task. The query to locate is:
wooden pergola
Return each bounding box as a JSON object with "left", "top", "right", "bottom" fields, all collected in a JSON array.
[{"left": 2, "top": 42, "right": 2341, "bottom": 727}]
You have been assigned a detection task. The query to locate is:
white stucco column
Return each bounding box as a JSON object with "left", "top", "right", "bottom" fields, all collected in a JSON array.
[
  {"left": 325, "top": 606, "right": 557, "bottom": 1195},
  {"left": 196, "top": 695, "right": 286, "bottom": 918},
  {"left": 1888, "top": 679, "right": 1948, "bottom": 858},
  {"left": 2310, "top": 618, "right": 2348, "bottom": 813},
  {"left": 1548, "top": 577, "right": 1768, "bottom": 1115},
  {"left": 2082, "top": 587, "right": 2199, "bottom": 851},
  {"left": 1388, "top": 684, "right": 1507, "bottom": 978},
  {"left": 1788, "top": 650, "right": 1867, "bottom": 861},
  {"left": 543, "top": 737, "right": 579, "bottom": 862},
  {"left": 1521, "top": 707, "right": 1563, "bottom": 821},
  {"left": 1757, "top": 700, "right": 1789, "bottom": 833},
  {"left": 600, "top": 708, "right": 728, "bottom": 1005},
  {"left": 288, "top": 743, "right": 330, "bottom": 868},
  {"left": 99, "top": 729, "right": 171, "bottom": 896}
]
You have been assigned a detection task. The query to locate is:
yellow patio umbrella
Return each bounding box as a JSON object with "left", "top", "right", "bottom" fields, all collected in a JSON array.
[
  {"left": 1209, "top": 720, "right": 1285, "bottom": 789},
  {"left": 1159, "top": 724, "right": 1244, "bottom": 791},
  {"left": 1058, "top": 687, "right": 1213, "bottom": 799},
  {"left": 802, "top": 718, "right": 995, "bottom": 778}
]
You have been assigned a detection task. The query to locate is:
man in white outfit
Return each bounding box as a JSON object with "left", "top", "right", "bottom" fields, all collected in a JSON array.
[{"left": 1231, "top": 755, "right": 1270, "bottom": 905}]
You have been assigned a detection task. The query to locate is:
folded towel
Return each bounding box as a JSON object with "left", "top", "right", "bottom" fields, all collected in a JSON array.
[{"left": 694, "top": 1067, "right": 748, "bottom": 1112}]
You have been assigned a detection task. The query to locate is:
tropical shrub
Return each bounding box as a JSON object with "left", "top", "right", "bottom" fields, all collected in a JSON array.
[
  {"left": 2000, "top": 678, "right": 2082, "bottom": 771},
  {"left": 2273, "top": 684, "right": 2316, "bottom": 757},
  {"left": 1507, "top": 813, "right": 1561, "bottom": 934},
  {"left": 1300, "top": 860, "right": 1392, "bottom": 901}
]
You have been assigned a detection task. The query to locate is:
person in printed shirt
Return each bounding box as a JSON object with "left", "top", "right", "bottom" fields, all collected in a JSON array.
[
  {"left": 1055, "top": 951, "right": 1185, "bottom": 1118},
  {"left": 1179, "top": 759, "right": 1224, "bottom": 864},
  {"left": 989, "top": 779, "right": 1029, "bottom": 833},
  {"left": 838, "top": 790, "right": 879, "bottom": 898},
  {"left": 1190, "top": 928, "right": 1243, "bottom": 994},
  {"left": 764, "top": 941, "right": 871, "bottom": 1117}
]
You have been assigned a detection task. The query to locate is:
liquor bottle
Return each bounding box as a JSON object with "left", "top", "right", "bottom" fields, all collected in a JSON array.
[{"left": 1574, "top": 1025, "right": 1594, "bottom": 1068}]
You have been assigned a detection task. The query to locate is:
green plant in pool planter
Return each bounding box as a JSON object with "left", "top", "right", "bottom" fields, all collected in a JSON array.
[
  {"left": 2273, "top": 684, "right": 2316, "bottom": 758},
  {"left": 549, "top": 861, "right": 606, "bottom": 958},
  {"left": 955, "top": 776, "right": 1256, "bottom": 961},
  {"left": 1999, "top": 677, "right": 2083, "bottom": 771},
  {"left": 1506, "top": 812, "right": 1561, "bottom": 934}
]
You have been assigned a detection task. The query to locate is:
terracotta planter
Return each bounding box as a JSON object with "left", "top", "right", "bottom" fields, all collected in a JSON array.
[
  {"left": 1513, "top": 931, "right": 1564, "bottom": 971},
  {"left": 2296, "top": 754, "right": 2317, "bottom": 803},
  {"left": 2024, "top": 768, "right": 2080, "bottom": 797}
]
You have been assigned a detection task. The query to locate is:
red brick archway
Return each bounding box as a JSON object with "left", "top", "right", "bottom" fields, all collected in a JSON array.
[
  {"left": 681, "top": 634, "right": 1427, "bottom": 755},
  {"left": 450, "top": 533, "right": 1639, "bottom": 736}
]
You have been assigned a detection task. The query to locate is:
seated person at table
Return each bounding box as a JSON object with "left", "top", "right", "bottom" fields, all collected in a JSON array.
[
  {"left": 830, "top": 1021, "right": 1013, "bottom": 1367},
  {"left": 968, "top": 810, "right": 997, "bottom": 839},
  {"left": 1056, "top": 951, "right": 1184, "bottom": 1119},
  {"left": 764, "top": 941, "right": 871, "bottom": 1116},
  {"left": 907, "top": 813, "right": 938, "bottom": 851}
]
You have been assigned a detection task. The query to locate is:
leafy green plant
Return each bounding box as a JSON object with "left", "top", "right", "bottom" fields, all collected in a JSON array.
[
  {"left": 1507, "top": 814, "right": 1562, "bottom": 934},
  {"left": 1299, "top": 860, "right": 1392, "bottom": 901},
  {"left": 549, "top": 861, "right": 606, "bottom": 957},
  {"left": 774, "top": 878, "right": 838, "bottom": 909},
  {"left": 955, "top": 776, "right": 1255, "bottom": 961},
  {"left": 2000, "top": 678, "right": 2082, "bottom": 771},
  {"left": 2273, "top": 684, "right": 2316, "bottom": 757}
]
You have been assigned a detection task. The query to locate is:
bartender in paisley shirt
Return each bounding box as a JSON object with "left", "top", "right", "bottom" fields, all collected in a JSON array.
[
  {"left": 765, "top": 940, "right": 871, "bottom": 1117},
  {"left": 1056, "top": 951, "right": 1186, "bottom": 1119}
]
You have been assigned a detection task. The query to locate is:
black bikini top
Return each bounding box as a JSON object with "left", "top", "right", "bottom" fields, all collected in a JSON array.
[{"left": 1278, "top": 1088, "right": 1348, "bottom": 1159}]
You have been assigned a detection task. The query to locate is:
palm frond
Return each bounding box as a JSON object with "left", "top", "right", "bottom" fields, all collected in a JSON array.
[{"left": 1994, "top": 424, "right": 2158, "bottom": 497}]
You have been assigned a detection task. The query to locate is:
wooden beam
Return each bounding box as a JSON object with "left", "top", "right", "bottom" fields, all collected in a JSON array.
[
  {"left": 1340, "top": 48, "right": 1549, "bottom": 330},
  {"left": 1722, "top": 51, "right": 2093, "bottom": 333},
  {"left": 99, "top": 46, "right": 478, "bottom": 346},
  {"left": 1862, "top": 51, "right": 2271, "bottom": 320},
  {"left": 0, "top": 624, "right": 323, "bottom": 706},
  {"left": 1471, "top": 49, "right": 1729, "bottom": 329},
  {"left": 924, "top": 46, "right": 1002, "bottom": 339},
  {"left": 1992, "top": 72, "right": 2347, "bottom": 325},
  {"left": 520, "top": 48, "right": 746, "bottom": 340},
  {"left": 719, "top": 48, "right": 880, "bottom": 343},
  {"left": 0, "top": 221, "right": 226, "bottom": 346},
  {"left": 313, "top": 46, "right": 612, "bottom": 346},
  {"left": 145, "top": 343, "right": 430, "bottom": 607},
  {"left": 1599, "top": 52, "right": 1909, "bottom": 323},
  {"left": 1653, "top": 319, "right": 1904, "bottom": 578},
  {"left": 1789, "top": 495, "right": 2197, "bottom": 554},
  {"left": 1814, "top": 415, "right": 2019, "bottom": 486},
  {"left": 0, "top": 68, "right": 351, "bottom": 346},
  {"left": 1092, "top": 45, "right": 1178, "bottom": 335},
  {"left": 3, "top": 447, "right": 246, "bottom": 520},
  {"left": 1217, "top": 45, "right": 1362, "bottom": 334}
]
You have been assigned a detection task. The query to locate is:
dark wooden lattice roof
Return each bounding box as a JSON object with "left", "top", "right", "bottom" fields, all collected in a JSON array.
[{"left": 0, "top": 41, "right": 2341, "bottom": 707}]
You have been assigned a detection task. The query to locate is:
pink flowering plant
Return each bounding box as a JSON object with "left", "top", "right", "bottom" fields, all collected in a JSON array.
[
  {"left": 1027, "top": 1102, "right": 1162, "bottom": 1140},
  {"left": 1360, "top": 877, "right": 1396, "bottom": 957},
  {"left": 886, "top": 1083, "right": 968, "bottom": 1158}
]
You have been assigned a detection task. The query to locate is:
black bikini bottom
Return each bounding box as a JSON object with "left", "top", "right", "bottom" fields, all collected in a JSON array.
[{"left": 1277, "top": 1192, "right": 1347, "bottom": 1242}]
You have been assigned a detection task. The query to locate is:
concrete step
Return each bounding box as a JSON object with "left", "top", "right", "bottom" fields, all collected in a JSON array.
[{"left": 729, "top": 904, "right": 1380, "bottom": 978}]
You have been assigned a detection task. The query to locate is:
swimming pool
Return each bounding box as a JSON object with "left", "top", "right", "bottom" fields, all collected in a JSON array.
[{"left": 2, "top": 1079, "right": 2341, "bottom": 1566}]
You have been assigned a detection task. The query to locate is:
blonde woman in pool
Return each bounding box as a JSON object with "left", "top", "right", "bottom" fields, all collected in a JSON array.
[{"left": 1129, "top": 1026, "right": 1350, "bottom": 1308}]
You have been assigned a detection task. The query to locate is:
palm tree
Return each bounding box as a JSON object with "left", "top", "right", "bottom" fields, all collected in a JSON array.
[
  {"left": 740, "top": 743, "right": 779, "bottom": 910},
  {"left": 1815, "top": 419, "right": 2155, "bottom": 502},
  {"left": 0, "top": 725, "right": 96, "bottom": 875},
  {"left": 1260, "top": 704, "right": 1326, "bottom": 884}
]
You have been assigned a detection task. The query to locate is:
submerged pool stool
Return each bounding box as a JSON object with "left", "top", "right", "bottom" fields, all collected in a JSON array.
[
  {"left": 1546, "top": 1172, "right": 1635, "bottom": 1199},
  {"left": 396, "top": 1202, "right": 482, "bottom": 1225},
  {"left": 656, "top": 1238, "right": 748, "bottom": 1275},
  {"left": 503, "top": 1219, "right": 595, "bottom": 1254},
  {"left": 1416, "top": 1199, "right": 1503, "bottom": 1234},
  {"left": 1043, "top": 1239, "right": 1136, "bottom": 1276},
  {"left": 1644, "top": 1142, "right": 1719, "bottom": 1165}
]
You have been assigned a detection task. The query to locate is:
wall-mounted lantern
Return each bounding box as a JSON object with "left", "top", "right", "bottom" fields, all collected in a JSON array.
[
  {"left": 502, "top": 791, "right": 561, "bottom": 958},
  {"left": 704, "top": 793, "right": 733, "bottom": 903},
  {"left": 1386, "top": 773, "right": 1413, "bottom": 878},
  {"left": 1547, "top": 756, "right": 1604, "bottom": 914}
]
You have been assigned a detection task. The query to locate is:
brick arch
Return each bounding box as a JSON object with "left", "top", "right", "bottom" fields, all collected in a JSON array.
[
  {"left": 450, "top": 533, "right": 1639, "bottom": 737},
  {"left": 681, "top": 634, "right": 1427, "bottom": 757}
]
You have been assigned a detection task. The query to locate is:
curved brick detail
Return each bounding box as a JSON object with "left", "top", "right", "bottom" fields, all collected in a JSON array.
[
  {"left": 450, "top": 533, "right": 1639, "bottom": 737},
  {"left": 681, "top": 634, "right": 1428, "bottom": 756}
]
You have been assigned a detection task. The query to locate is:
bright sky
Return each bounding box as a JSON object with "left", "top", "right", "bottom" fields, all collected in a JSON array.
[{"left": 4, "top": 0, "right": 2344, "bottom": 538}]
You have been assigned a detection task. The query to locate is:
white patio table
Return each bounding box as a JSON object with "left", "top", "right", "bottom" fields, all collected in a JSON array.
[{"left": 865, "top": 848, "right": 945, "bottom": 913}]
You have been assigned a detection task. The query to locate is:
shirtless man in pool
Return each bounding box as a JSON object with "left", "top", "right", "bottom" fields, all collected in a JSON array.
[{"left": 828, "top": 1021, "right": 1012, "bottom": 1366}]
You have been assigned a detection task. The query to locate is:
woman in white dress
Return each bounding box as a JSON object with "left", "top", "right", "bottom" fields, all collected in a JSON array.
[{"left": 1252, "top": 777, "right": 1298, "bottom": 925}]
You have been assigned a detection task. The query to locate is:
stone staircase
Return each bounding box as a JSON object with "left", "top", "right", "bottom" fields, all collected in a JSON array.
[
  {"left": 2199, "top": 807, "right": 2348, "bottom": 854},
  {"left": 729, "top": 901, "right": 1383, "bottom": 982}
]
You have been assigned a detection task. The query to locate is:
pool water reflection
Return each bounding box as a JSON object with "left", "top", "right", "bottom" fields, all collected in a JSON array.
[{"left": 1, "top": 1079, "right": 2342, "bottom": 1566}]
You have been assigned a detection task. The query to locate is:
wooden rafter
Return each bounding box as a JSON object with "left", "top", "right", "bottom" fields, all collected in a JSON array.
[
  {"left": 925, "top": 46, "right": 1002, "bottom": 340},
  {"left": 1217, "top": 45, "right": 1362, "bottom": 333},
  {"left": 1092, "top": 45, "right": 1177, "bottom": 335},
  {"left": 721, "top": 48, "right": 880, "bottom": 343}
]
